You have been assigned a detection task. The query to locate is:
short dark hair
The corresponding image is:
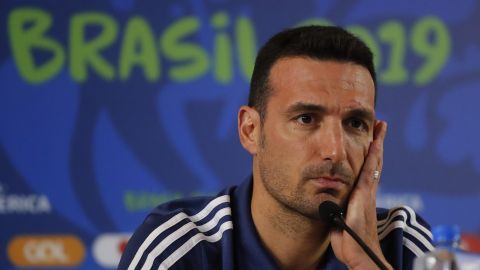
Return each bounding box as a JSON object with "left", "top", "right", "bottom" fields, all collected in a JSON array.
[{"left": 248, "top": 25, "right": 377, "bottom": 121}]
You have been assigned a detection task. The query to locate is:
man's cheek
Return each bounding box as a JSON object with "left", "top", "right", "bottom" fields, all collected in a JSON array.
[{"left": 346, "top": 138, "right": 370, "bottom": 164}]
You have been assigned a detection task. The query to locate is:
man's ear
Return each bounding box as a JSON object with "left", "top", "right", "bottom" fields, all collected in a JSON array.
[{"left": 238, "top": 106, "right": 261, "bottom": 155}]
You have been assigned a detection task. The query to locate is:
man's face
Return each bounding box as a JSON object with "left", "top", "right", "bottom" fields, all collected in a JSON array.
[{"left": 256, "top": 57, "right": 375, "bottom": 219}]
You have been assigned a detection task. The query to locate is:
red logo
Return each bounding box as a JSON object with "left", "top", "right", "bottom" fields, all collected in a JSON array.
[{"left": 461, "top": 233, "right": 480, "bottom": 253}]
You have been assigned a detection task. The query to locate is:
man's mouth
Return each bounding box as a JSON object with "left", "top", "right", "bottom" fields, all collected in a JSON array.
[{"left": 309, "top": 176, "right": 347, "bottom": 189}]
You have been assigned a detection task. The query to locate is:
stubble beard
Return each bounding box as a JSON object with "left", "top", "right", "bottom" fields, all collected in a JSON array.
[
  {"left": 257, "top": 130, "right": 356, "bottom": 221},
  {"left": 258, "top": 132, "right": 322, "bottom": 220}
]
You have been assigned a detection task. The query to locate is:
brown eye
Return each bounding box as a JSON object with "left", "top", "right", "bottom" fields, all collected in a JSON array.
[
  {"left": 297, "top": 115, "right": 314, "bottom": 124},
  {"left": 347, "top": 118, "right": 367, "bottom": 131}
]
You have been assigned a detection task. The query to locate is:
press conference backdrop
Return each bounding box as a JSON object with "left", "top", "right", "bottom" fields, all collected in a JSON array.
[{"left": 1, "top": 0, "right": 480, "bottom": 268}]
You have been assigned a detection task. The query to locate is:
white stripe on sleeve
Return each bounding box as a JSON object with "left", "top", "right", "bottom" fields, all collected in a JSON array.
[
  {"left": 141, "top": 207, "right": 231, "bottom": 270},
  {"left": 159, "top": 221, "right": 234, "bottom": 270},
  {"left": 376, "top": 206, "right": 434, "bottom": 254},
  {"left": 377, "top": 206, "right": 432, "bottom": 239},
  {"left": 128, "top": 195, "right": 230, "bottom": 270}
]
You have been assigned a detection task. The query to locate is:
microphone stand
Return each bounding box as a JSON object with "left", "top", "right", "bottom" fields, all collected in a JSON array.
[{"left": 331, "top": 216, "right": 389, "bottom": 270}]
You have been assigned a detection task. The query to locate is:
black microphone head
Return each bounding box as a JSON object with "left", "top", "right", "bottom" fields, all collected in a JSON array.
[{"left": 318, "top": 201, "right": 343, "bottom": 224}]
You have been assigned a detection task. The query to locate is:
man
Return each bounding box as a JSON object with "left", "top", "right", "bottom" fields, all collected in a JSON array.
[{"left": 118, "top": 26, "right": 433, "bottom": 270}]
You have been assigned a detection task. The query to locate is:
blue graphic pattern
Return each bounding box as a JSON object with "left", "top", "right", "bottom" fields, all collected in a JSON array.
[{"left": 2, "top": 0, "right": 480, "bottom": 268}]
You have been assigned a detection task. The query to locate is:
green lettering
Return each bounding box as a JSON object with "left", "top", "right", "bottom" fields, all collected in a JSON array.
[
  {"left": 211, "top": 12, "right": 232, "bottom": 84},
  {"left": 123, "top": 192, "right": 136, "bottom": 211},
  {"left": 295, "top": 18, "right": 333, "bottom": 27},
  {"left": 70, "top": 13, "right": 117, "bottom": 82},
  {"left": 378, "top": 21, "right": 408, "bottom": 84},
  {"left": 160, "top": 16, "right": 209, "bottom": 82},
  {"left": 123, "top": 191, "right": 184, "bottom": 212},
  {"left": 119, "top": 17, "right": 159, "bottom": 81},
  {"left": 411, "top": 16, "right": 450, "bottom": 86},
  {"left": 8, "top": 8, "right": 65, "bottom": 84},
  {"left": 236, "top": 17, "right": 257, "bottom": 82}
]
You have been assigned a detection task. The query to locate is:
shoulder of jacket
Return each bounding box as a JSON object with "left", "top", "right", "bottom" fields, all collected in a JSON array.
[
  {"left": 121, "top": 191, "right": 234, "bottom": 270},
  {"left": 376, "top": 205, "right": 434, "bottom": 257}
]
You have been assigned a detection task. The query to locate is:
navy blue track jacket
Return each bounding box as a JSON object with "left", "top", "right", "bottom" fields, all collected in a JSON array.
[{"left": 119, "top": 177, "right": 433, "bottom": 270}]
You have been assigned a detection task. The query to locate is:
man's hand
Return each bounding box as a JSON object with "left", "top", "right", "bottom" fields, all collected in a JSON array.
[{"left": 330, "top": 120, "right": 393, "bottom": 270}]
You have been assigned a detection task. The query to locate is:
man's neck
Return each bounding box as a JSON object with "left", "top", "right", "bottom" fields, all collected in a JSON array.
[{"left": 250, "top": 179, "right": 331, "bottom": 270}]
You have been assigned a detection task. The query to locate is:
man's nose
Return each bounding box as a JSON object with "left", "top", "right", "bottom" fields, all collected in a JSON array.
[{"left": 316, "top": 119, "right": 347, "bottom": 163}]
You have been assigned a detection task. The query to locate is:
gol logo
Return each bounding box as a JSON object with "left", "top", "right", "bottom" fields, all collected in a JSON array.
[
  {"left": 7, "top": 235, "right": 85, "bottom": 267},
  {"left": 93, "top": 233, "right": 131, "bottom": 268}
]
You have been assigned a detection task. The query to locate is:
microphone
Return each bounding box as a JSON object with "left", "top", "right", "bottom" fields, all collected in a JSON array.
[{"left": 318, "top": 201, "right": 389, "bottom": 270}]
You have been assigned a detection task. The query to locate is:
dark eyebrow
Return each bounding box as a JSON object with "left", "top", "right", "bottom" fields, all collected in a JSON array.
[
  {"left": 285, "top": 102, "right": 375, "bottom": 123},
  {"left": 285, "top": 102, "right": 327, "bottom": 115},
  {"left": 346, "top": 108, "right": 375, "bottom": 123}
]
